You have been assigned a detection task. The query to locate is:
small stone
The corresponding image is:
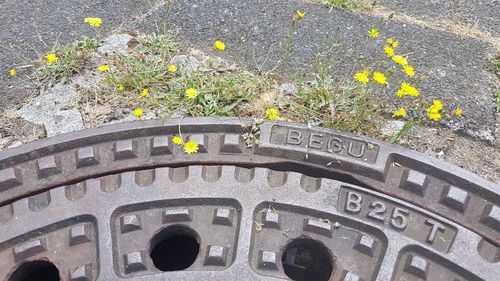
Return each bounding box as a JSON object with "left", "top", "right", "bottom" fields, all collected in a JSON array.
[
  {"left": 169, "top": 55, "right": 200, "bottom": 77},
  {"left": 170, "top": 108, "right": 188, "bottom": 118},
  {"left": 7, "top": 141, "right": 23, "bottom": 149},
  {"left": 98, "top": 34, "right": 135, "bottom": 54},
  {"left": 44, "top": 109, "right": 85, "bottom": 137},
  {"left": 279, "top": 83, "right": 297, "bottom": 97},
  {"left": 17, "top": 84, "right": 84, "bottom": 137},
  {"left": 381, "top": 120, "right": 405, "bottom": 137}
]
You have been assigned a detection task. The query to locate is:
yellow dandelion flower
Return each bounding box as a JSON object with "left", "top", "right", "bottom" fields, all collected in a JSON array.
[
  {"left": 46, "top": 53, "right": 59, "bottom": 65},
  {"left": 168, "top": 64, "right": 177, "bottom": 73},
  {"left": 119, "top": 84, "right": 125, "bottom": 91},
  {"left": 172, "top": 136, "right": 183, "bottom": 145},
  {"left": 407, "top": 87, "right": 419, "bottom": 97},
  {"left": 403, "top": 64, "right": 415, "bottom": 77},
  {"left": 140, "top": 88, "right": 148, "bottom": 98},
  {"left": 354, "top": 70, "right": 370, "bottom": 85},
  {"left": 396, "top": 89, "right": 406, "bottom": 98},
  {"left": 427, "top": 111, "right": 441, "bottom": 121},
  {"left": 9, "top": 69, "right": 16, "bottom": 76},
  {"left": 369, "top": 28, "right": 379, "bottom": 38},
  {"left": 384, "top": 45, "right": 394, "bottom": 57},
  {"left": 84, "top": 17, "right": 102, "bottom": 27},
  {"left": 401, "top": 82, "right": 419, "bottom": 97},
  {"left": 184, "top": 140, "right": 199, "bottom": 154},
  {"left": 98, "top": 65, "right": 108, "bottom": 72},
  {"left": 431, "top": 99, "right": 443, "bottom": 111},
  {"left": 387, "top": 38, "right": 399, "bottom": 47},
  {"left": 392, "top": 55, "right": 408, "bottom": 66},
  {"left": 265, "top": 107, "right": 279, "bottom": 121},
  {"left": 373, "top": 71, "right": 387, "bottom": 85},
  {"left": 133, "top": 108, "right": 144, "bottom": 117},
  {"left": 214, "top": 40, "right": 225, "bottom": 51},
  {"left": 454, "top": 107, "right": 463, "bottom": 117},
  {"left": 396, "top": 82, "right": 419, "bottom": 97},
  {"left": 185, "top": 88, "right": 198, "bottom": 98},
  {"left": 296, "top": 10, "right": 306, "bottom": 19},
  {"left": 426, "top": 100, "right": 444, "bottom": 121},
  {"left": 392, "top": 107, "right": 406, "bottom": 118}
]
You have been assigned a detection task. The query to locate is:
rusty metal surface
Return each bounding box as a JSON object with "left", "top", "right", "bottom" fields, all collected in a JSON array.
[{"left": 0, "top": 117, "right": 499, "bottom": 280}]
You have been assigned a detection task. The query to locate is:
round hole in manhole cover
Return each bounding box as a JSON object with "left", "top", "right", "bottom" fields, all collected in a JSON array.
[
  {"left": 9, "top": 260, "right": 60, "bottom": 281},
  {"left": 149, "top": 224, "right": 201, "bottom": 271},
  {"left": 281, "top": 237, "right": 334, "bottom": 281}
]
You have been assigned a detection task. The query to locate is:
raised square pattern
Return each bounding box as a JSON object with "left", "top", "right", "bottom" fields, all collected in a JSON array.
[
  {"left": 162, "top": 208, "right": 192, "bottom": 223},
  {"left": 76, "top": 147, "right": 98, "bottom": 168},
  {"left": 342, "top": 271, "right": 362, "bottom": 281},
  {"left": 258, "top": 250, "right": 278, "bottom": 270},
  {"left": 69, "top": 224, "right": 92, "bottom": 246},
  {"left": 37, "top": 155, "right": 60, "bottom": 178},
  {"left": 124, "top": 251, "right": 147, "bottom": 273},
  {"left": 440, "top": 185, "right": 470, "bottom": 213},
  {"left": 150, "top": 136, "right": 171, "bottom": 155},
  {"left": 13, "top": 239, "right": 47, "bottom": 261},
  {"left": 354, "top": 234, "right": 377, "bottom": 257},
  {"left": 120, "top": 214, "right": 142, "bottom": 233},
  {"left": 220, "top": 134, "right": 242, "bottom": 153},
  {"left": 70, "top": 264, "right": 93, "bottom": 280},
  {"left": 0, "top": 168, "right": 22, "bottom": 191},
  {"left": 405, "top": 255, "right": 428, "bottom": 279},
  {"left": 481, "top": 204, "right": 500, "bottom": 231},
  {"left": 212, "top": 208, "right": 234, "bottom": 226},
  {"left": 114, "top": 140, "right": 137, "bottom": 160},
  {"left": 188, "top": 135, "right": 208, "bottom": 153},
  {"left": 399, "top": 169, "right": 428, "bottom": 196},
  {"left": 204, "top": 245, "right": 228, "bottom": 266},
  {"left": 303, "top": 218, "right": 332, "bottom": 237},
  {"left": 262, "top": 210, "right": 281, "bottom": 229}
]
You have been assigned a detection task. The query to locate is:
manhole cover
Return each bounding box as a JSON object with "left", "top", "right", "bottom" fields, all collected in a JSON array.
[{"left": 0, "top": 118, "right": 498, "bottom": 280}]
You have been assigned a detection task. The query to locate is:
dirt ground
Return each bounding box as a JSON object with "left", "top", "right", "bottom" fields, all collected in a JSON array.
[{"left": 401, "top": 125, "right": 500, "bottom": 183}]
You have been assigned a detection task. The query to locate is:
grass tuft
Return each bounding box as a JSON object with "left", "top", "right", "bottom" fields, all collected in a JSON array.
[
  {"left": 35, "top": 37, "right": 101, "bottom": 87},
  {"left": 495, "top": 91, "right": 500, "bottom": 113},
  {"left": 137, "top": 32, "right": 178, "bottom": 60},
  {"left": 490, "top": 54, "right": 500, "bottom": 79},
  {"left": 322, "top": 0, "right": 364, "bottom": 11}
]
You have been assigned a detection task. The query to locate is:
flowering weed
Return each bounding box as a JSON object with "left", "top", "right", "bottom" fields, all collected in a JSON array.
[
  {"left": 34, "top": 37, "right": 101, "bottom": 87},
  {"left": 31, "top": 12, "right": 463, "bottom": 146}
]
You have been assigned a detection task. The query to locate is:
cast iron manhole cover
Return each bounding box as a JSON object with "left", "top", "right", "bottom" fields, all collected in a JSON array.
[{"left": 0, "top": 118, "right": 498, "bottom": 280}]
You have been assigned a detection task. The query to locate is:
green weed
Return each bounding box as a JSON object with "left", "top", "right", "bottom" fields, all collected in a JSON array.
[
  {"left": 490, "top": 55, "right": 500, "bottom": 79},
  {"left": 137, "top": 32, "right": 178, "bottom": 60},
  {"left": 495, "top": 91, "right": 500, "bottom": 113},
  {"left": 35, "top": 37, "right": 101, "bottom": 87},
  {"left": 323, "top": 0, "right": 363, "bottom": 11}
]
